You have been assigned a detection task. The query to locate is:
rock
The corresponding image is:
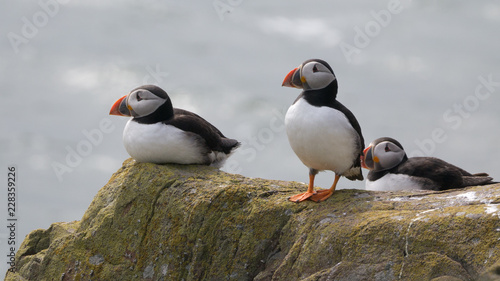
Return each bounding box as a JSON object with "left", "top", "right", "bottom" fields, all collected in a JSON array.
[{"left": 5, "top": 158, "right": 500, "bottom": 281}]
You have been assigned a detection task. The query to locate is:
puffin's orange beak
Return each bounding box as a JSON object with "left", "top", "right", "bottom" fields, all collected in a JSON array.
[
  {"left": 361, "top": 146, "right": 374, "bottom": 170},
  {"left": 109, "top": 95, "right": 130, "bottom": 116},
  {"left": 282, "top": 67, "right": 302, "bottom": 88}
]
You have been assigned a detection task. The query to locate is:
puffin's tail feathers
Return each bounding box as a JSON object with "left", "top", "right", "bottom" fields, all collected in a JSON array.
[
  {"left": 343, "top": 166, "right": 364, "bottom": 181},
  {"left": 208, "top": 139, "right": 240, "bottom": 169},
  {"left": 462, "top": 174, "right": 494, "bottom": 187},
  {"left": 221, "top": 138, "right": 241, "bottom": 154},
  {"left": 472, "top": 172, "right": 490, "bottom": 177}
]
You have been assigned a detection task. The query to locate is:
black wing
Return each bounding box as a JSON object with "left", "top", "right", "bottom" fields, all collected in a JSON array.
[
  {"left": 395, "top": 157, "right": 492, "bottom": 190},
  {"left": 333, "top": 100, "right": 365, "bottom": 181},
  {"left": 166, "top": 109, "right": 240, "bottom": 154}
]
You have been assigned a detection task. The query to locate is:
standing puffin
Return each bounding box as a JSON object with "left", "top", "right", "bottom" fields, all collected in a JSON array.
[
  {"left": 109, "top": 85, "right": 240, "bottom": 167},
  {"left": 282, "top": 59, "right": 364, "bottom": 203},
  {"left": 362, "top": 137, "right": 494, "bottom": 191}
]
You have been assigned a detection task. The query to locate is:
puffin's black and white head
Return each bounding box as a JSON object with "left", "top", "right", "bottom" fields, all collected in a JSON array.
[
  {"left": 282, "top": 59, "right": 337, "bottom": 91},
  {"left": 362, "top": 137, "right": 407, "bottom": 172},
  {"left": 110, "top": 85, "right": 173, "bottom": 123}
]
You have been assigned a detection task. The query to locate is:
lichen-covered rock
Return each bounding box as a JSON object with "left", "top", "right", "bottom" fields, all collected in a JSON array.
[{"left": 5, "top": 159, "right": 500, "bottom": 281}]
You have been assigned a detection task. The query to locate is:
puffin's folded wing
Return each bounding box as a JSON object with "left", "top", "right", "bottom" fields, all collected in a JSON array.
[{"left": 167, "top": 110, "right": 238, "bottom": 153}]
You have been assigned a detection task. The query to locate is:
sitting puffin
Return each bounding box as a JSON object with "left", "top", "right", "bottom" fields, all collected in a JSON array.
[
  {"left": 109, "top": 85, "right": 240, "bottom": 167},
  {"left": 362, "top": 137, "right": 494, "bottom": 191},
  {"left": 282, "top": 59, "right": 364, "bottom": 203}
]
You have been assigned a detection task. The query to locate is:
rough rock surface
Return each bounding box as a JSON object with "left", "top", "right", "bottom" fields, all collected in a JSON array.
[{"left": 5, "top": 159, "right": 500, "bottom": 281}]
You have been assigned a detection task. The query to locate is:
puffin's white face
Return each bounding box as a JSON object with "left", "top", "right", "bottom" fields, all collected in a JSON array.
[
  {"left": 300, "top": 61, "right": 336, "bottom": 90},
  {"left": 363, "top": 140, "right": 406, "bottom": 171},
  {"left": 126, "top": 89, "right": 166, "bottom": 118},
  {"left": 110, "top": 88, "right": 168, "bottom": 118},
  {"left": 282, "top": 60, "right": 336, "bottom": 91}
]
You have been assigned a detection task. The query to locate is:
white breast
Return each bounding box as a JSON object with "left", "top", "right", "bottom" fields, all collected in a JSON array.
[
  {"left": 285, "top": 98, "right": 359, "bottom": 173},
  {"left": 365, "top": 173, "right": 422, "bottom": 191},
  {"left": 123, "top": 120, "right": 222, "bottom": 165}
]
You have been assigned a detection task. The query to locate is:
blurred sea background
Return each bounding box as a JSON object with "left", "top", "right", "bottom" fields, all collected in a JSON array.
[{"left": 1, "top": 0, "right": 499, "bottom": 274}]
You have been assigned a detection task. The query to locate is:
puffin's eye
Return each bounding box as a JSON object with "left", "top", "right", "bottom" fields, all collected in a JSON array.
[
  {"left": 136, "top": 92, "right": 143, "bottom": 101},
  {"left": 385, "top": 144, "right": 390, "bottom": 152},
  {"left": 312, "top": 65, "right": 318, "bottom": 73}
]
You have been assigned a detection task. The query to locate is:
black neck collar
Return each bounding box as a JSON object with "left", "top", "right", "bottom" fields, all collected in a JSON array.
[{"left": 133, "top": 101, "right": 174, "bottom": 124}]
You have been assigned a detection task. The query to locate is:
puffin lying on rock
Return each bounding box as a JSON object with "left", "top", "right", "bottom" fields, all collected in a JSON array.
[
  {"left": 110, "top": 85, "right": 240, "bottom": 167},
  {"left": 362, "top": 137, "right": 494, "bottom": 191},
  {"left": 282, "top": 59, "right": 365, "bottom": 203}
]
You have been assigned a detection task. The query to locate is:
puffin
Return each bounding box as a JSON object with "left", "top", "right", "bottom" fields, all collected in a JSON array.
[
  {"left": 362, "top": 137, "right": 494, "bottom": 191},
  {"left": 109, "top": 85, "right": 240, "bottom": 167},
  {"left": 282, "top": 59, "right": 365, "bottom": 203}
]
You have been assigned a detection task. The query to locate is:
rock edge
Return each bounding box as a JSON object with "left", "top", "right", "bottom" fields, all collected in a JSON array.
[{"left": 5, "top": 159, "right": 500, "bottom": 281}]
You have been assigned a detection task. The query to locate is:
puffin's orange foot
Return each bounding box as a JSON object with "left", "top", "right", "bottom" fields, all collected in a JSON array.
[
  {"left": 310, "top": 189, "right": 333, "bottom": 203},
  {"left": 288, "top": 192, "right": 315, "bottom": 203}
]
